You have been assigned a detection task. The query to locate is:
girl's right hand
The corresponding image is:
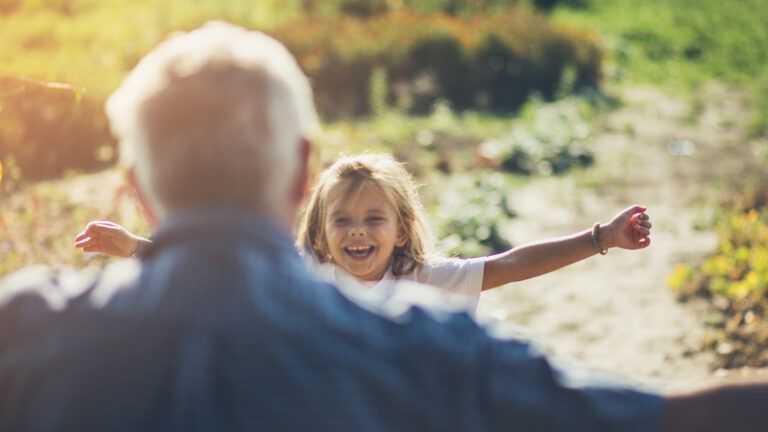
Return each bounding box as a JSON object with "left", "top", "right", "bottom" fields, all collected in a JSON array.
[
  {"left": 603, "top": 205, "right": 652, "bottom": 250},
  {"left": 73, "top": 221, "right": 144, "bottom": 258}
]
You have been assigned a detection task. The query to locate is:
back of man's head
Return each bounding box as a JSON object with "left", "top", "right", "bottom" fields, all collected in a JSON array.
[{"left": 107, "top": 21, "right": 317, "bottom": 222}]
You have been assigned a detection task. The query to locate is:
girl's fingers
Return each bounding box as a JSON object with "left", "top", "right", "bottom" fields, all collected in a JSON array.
[
  {"left": 83, "top": 226, "right": 115, "bottom": 240},
  {"left": 74, "top": 238, "right": 97, "bottom": 248},
  {"left": 93, "top": 229, "right": 118, "bottom": 238},
  {"left": 90, "top": 220, "right": 119, "bottom": 228},
  {"left": 74, "top": 234, "right": 94, "bottom": 246},
  {"left": 92, "top": 224, "right": 126, "bottom": 238},
  {"left": 634, "top": 225, "right": 651, "bottom": 235}
]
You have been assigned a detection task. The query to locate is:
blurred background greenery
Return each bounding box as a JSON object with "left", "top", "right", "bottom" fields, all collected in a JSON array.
[{"left": 1, "top": 0, "right": 768, "bottom": 368}]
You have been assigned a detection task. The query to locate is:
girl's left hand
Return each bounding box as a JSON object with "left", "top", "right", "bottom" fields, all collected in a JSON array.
[{"left": 603, "top": 205, "right": 652, "bottom": 250}]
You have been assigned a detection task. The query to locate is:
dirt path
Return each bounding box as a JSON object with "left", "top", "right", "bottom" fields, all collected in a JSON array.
[{"left": 477, "top": 83, "right": 768, "bottom": 390}]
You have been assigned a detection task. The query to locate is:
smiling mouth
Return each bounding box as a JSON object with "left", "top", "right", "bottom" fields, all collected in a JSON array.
[{"left": 344, "top": 245, "right": 376, "bottom": 259}]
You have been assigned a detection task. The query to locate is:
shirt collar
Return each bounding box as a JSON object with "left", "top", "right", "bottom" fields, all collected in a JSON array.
[{"left": 143, "top": 208, "right": 297, "bottom": 258}]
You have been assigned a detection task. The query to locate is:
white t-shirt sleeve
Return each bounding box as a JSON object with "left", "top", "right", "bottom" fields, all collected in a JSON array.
[{"left": 412, "top": 256, "right": 485, "bottom": 301}]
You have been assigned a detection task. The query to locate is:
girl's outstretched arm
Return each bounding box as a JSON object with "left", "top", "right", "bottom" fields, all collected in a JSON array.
[
  {"left": 73, "top": 220, "right": 152, "bottom": 258},
  {"left": 481, "top": 204, "right": 651, "bottom": 290}
]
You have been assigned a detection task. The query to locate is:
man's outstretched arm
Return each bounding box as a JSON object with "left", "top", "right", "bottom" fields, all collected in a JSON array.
[{"left": 657, "top": 379, "right": 768, "bottom": 432}]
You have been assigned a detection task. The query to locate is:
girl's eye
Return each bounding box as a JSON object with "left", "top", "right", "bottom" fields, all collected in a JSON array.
[
  {"left": 367, "top": 216, "right": 386, "bottom": 224},
  {"left": 333, "top": 217, "right": 351, "bottom": 226}
]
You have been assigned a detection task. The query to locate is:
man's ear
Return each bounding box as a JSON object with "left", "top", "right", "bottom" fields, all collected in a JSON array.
[
  {"left": 293, "top": 137, "right": 312, "bottom": 206},
  {"left": 126, "top": 167, "right": 159, "bottom": 228}
]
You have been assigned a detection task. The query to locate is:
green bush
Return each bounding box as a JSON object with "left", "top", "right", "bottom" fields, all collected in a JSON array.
[
  {"left": 668, "top": 184, "right": 768, "bottom": 367},
  {"left": 0, "top": 0, "right": 20, "bottom": 14},
  {"left": 0, "top": 74, "right": 115, "bottom": 182},
  {"left": 303, "top": 0, "right": 521, "bottom": 17},
  {"left": 433, "top": 172, "right": 515, "bottom": 257},
  {"left": 408, "top": 0, "right": 517, "bottom": 15},
  {"left": 272, "top": 8, "right": 603, "bottom": 118},
  {"left": 478, "top": 96, "right": 595, "bottom": 175},
  {"left": 338, "top": 0, "right": 390, "bottom": 17}
]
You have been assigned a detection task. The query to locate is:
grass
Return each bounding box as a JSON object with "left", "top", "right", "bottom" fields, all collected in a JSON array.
[
  {"left": 553, "top": 0, "right": 768, "bottom": 136},
  {"left": 554, "top": 0, "right": 768, "bottom": 85}
]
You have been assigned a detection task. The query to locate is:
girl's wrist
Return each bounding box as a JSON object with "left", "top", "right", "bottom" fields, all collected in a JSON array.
[
  {"left": 131, "top": 237, "right": 152, "bottom": 258},
  {"left": 590, "top": 223, "right": 609, "bottom": 255},
  {"left": 129, "top": 238, "right": 140, "bottom": 257},
  {"left": 601, "top": 222, "right": 618, "bottom": 249}
]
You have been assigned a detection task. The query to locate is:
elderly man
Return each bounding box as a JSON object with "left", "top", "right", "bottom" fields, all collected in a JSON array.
[{"left": 0, "top": 21, "right": 765, "bottom": 431}]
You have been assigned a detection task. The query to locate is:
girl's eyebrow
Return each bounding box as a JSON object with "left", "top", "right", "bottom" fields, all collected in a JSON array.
[
  {"left": 329, "top": 209, "right": 349, "bottom": 218},
  {"left": 329, "top": 207, "right": 388, "bottom": 218}
]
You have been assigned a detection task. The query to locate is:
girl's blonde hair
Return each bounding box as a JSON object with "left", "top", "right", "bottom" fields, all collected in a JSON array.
[{"left": 297, "top": 154, "right": 433, "bottom": 277}]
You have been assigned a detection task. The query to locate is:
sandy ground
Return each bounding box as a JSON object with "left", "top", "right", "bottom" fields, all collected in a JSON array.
[{"left": 477, "top": 84, "right": 768, "bottom": 391}]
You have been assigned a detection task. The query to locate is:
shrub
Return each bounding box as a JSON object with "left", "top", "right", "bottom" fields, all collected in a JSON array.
[
  {"left": 338, "top": 0, "right": 390, "bottom": 17},
  {"left": 313, "top": 0, "right": 522, "bottom": 16},
  {"left": 0, "top": 74, "right": 115, "bottom": 183},
  {"left": 271, "top": 8, "right": 603, "bottom": 118},
  {"left": 668, "top": 184, "right": 768, "bottom": 367},
  {"left": 478, "top": 96, "right": 595, "bottom": 175},
  {"left": 0, "top": 0, "right": 20, "bottom": 15},
  {"left": 432, "top": 172, "right": 515, "bottom": 257},
  {"left": 401, "top": 0, "right": 519, "bottom": 16},
  {"left": 531, "top": 0, "right": 589, "bottom": 12}
]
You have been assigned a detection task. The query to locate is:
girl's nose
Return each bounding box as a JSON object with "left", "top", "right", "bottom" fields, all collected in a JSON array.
[{"left": 349, "top": 224, "right": 366, "bottom": 237}]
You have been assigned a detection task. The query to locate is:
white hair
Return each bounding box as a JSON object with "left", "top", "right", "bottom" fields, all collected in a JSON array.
[{"left": 106, "top": 21, "right": 317, "bottom": 219}]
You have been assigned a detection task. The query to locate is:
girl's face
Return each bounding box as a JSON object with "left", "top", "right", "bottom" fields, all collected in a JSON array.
[{"left": 324, "top": 180, "right": 405, "bottom": 282}]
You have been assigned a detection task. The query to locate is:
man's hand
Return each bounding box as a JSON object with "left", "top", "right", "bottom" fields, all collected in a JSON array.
[{"left": 73, "top": 221, "right": 145, "bottom": 258}]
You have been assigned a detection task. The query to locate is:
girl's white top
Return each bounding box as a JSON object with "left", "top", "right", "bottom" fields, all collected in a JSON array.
[{"left": 309, "top": 256, "right": 485, "bottom": 312}]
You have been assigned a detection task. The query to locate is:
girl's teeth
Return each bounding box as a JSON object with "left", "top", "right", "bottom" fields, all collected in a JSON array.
[{"left": 345, "top": 246, "right": 374, "bottom": 257}]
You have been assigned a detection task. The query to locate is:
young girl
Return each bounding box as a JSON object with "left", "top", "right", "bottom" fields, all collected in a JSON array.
[
  {"left": 296, "top": 153, "right": 650, "bottom": 308},
  {"left": 75, "top": 153, "right": 651, "bottom": 309}
]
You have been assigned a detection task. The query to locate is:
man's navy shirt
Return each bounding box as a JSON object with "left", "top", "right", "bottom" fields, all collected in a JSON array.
[{"left": 0, "top": 210, "right": 663, "bottom": 431}]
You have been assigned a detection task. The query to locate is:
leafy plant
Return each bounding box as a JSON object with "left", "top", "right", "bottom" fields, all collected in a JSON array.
[
  {"left": 668, "top": 184, "right": 768, "bottom": 367},
  {"left": 432, "top": 172, "right": 516, "bottom": 257},
  {"left": 0, "top": 73, "right": 115, "bottom": 182},
  {"left": 477, "top": 96, "right": 595, "bottom": 175},
  {"left": 272, "top": 8, "right": 603, "bottom": 118}
]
